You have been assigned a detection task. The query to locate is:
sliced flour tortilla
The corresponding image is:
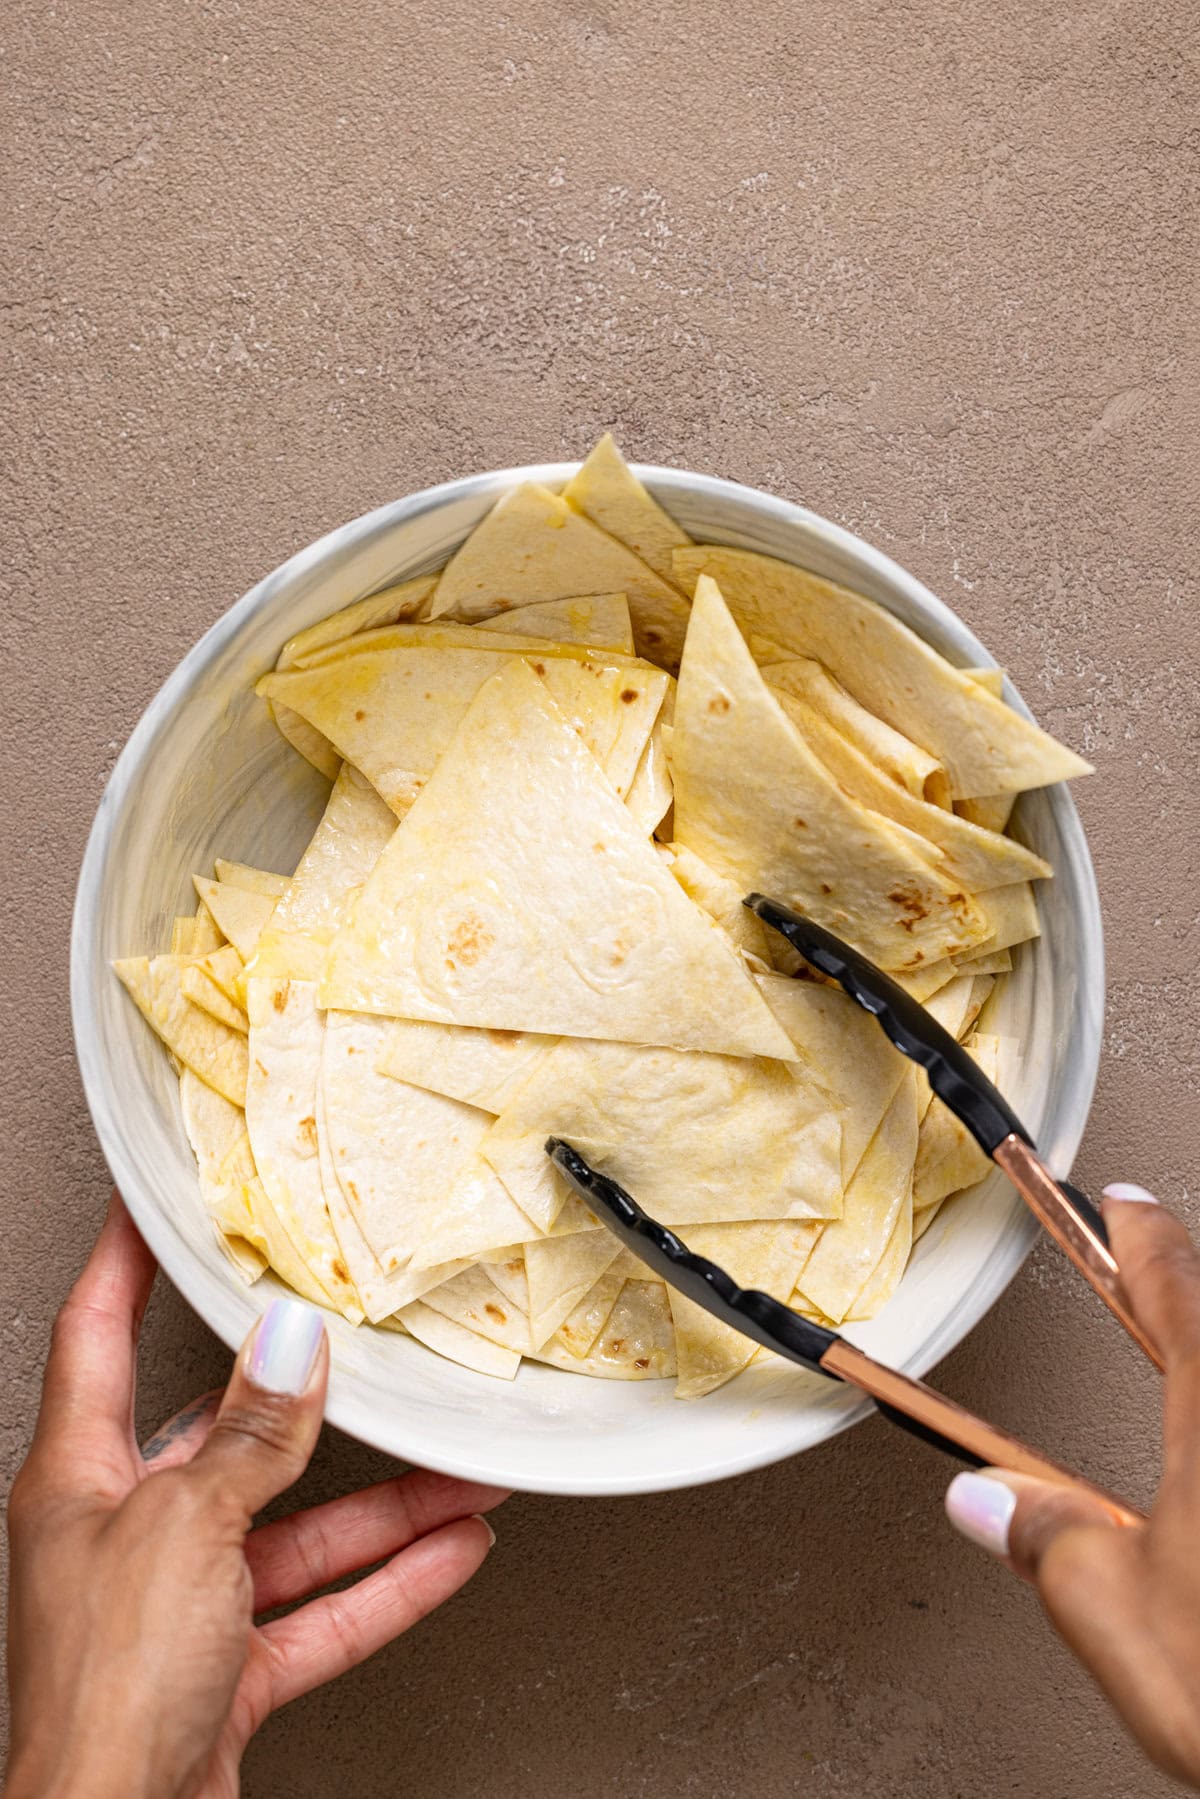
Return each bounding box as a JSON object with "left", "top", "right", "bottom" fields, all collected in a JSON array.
[
  {"left": 553, "top": 1260, "right": 629, "bottom": 1358},
  {"left": 244, "top": 977, "right": 363, "bottom": 1321},
  {"left": 278, "top": 574, "right": 438, "bottom": 670},
  {"left": 674, "top": 546, "right": 1092, "bottom": 797},
  {"left": 914, "top": 1034, "right": 1006, "bottom": 1210},
  {"left": 531, "top": 1281, "right": 676, "bottom": 1379},
  {"left": 482, "top": 1035, "right": 843, "bottom": 1232},
  {"left": 190, "top": 944, "right": 247, "bottom": 1011},
  {"left": 768, "top": 683, "right": 1050, "bottom": 892},
  {"left": 181, "top": 963, "right": 249, "bottom": 1034},
  {"left": 954, "top": 946, "right": 1013, "bottom": 978},
  {"left": 175, "top": 1046, "right": 264, "bottom": 1280},
  {"left": 115, "top": 956, "right": 248, "bottom": 1105},
  {"left": 248, "top": 764, "right": 397, "bottom": 984},
  {"left": 662, "top": 843, "right": 778, "bottom": 974},
  {"left": 239, "top": 1174, "right": 337, "bottom": 1309},
  {"left": 756, "top": 973, "right": 908, "bottom": 1185},
  {"left": 623, "top": 721, "right": 674, "bottom": 835},
  {"left": 397, "top": 1299, "right": 521, "bottom": 1379},
  {"left": 421, "top": 1265, "right": 533, "bottom": 1356},
  {"left": 321, "top": 658, "right": 796, "bottom": 1059},
  {"left": 213, "top": 861, "right": 291, "bottom": 898},
  {"left": 170, "top": 916, "right": 195, "bottom": 955},
  {"left": 272, "top": 573, "right": 438, "bottom": 776},
  {"left": 408, "top": 1153, "right": 542, "bottom": 1271},
  {"left": 482, "top": 591, "right": 636, "bottom": 654},
  {"left": 481, "top": 1253, "right": 529, "bottom": 1313},
  {"left": 561, "top": 435, "right": 693, "bottom": 583},
  {"left": 316, "top": 1070, "right": 383, "bottom": 1283},
  {"left": 193, "top": 878, "right": 277, "bottom": 961},
  {"left": 894, "top": 923, "right": 1027, "bottom": 1003},
  {"left": 179, "top": 1069, "right": 248, "bottom": 1209},
  {"left": 956, "top": 793, "right": 1017, "bottom": 834},
  {"left": 313, "top": 1069, "right": 463, "bottom": 1320},
  {"left": 671, "top": 577, "right": 987, "bottom": 971},
  {"left": 524, "top": 1231, "right": 624, "bottom": 1349},
  {"left": 670, "top": 1220, "right": 823, "bottom": 1398},
  {"left": 258, "top": 646, "right": 667, "bottom": 813},
  {"left": 271, "top": 703, "right": 342, "bottom": 780},
  {"left": 974, "top": 881, "right": 1040, "bottom": 955},
  {"left": 291, "top": 619, "right": 645, "bottom": 670},
  {"left": 844, "top": 1196, "right": 912, "bottom": 1322},
  {"left": 377, "top": 1018, "right": 556, "bottom": 1114},
  {"left": 757, "top": 650, "right": 951, "bottom": 809},
  {"left": 321, "top": 1009, "right": 501, "bottom": 1292},
  {"left": 797, "top": 1067, "right": 921, "bottom": 1325},
  {"left": 428, "top": 482, "right": 693, "bottom": 670},
  {"left": 192, "top": 898, "right": 225, "bottom": 954}
]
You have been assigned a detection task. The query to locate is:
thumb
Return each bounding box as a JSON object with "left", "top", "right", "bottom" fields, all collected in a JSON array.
[
  {"left": 945, "top": 1468, "right": 1123, "bottom": 1583},
  {"left": 188, "top": 1297, "right": 329, "bottom": 1521}
]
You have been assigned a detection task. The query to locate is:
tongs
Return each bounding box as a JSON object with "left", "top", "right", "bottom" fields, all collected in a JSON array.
[
  {"left": 743, "top": 894, "right": 1162, "bottom": 1372},
  {"left": 548, "top": 1138, "right": 1142, "bottom": 1526}
]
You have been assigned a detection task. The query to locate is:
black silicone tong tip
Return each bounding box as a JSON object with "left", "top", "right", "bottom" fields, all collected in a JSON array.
[
  {"left": 546, "top": 1138, "right": 841, "bottom": 1379},
  {"left": 744, "top": 893, "right": 1029, "bottom": 1158}
]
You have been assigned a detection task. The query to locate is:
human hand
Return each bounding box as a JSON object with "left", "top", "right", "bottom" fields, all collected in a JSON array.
[
  {"left": 944, "top": 1187, "right": 1200, "bottom": 1788},
  {"left": 4, "top": 1194, "right": 508, "bottom": 1799}
]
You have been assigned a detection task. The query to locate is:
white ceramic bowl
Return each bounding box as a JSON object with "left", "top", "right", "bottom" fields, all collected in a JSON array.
[{"left": 71, "top": 464, "right": 1103, "bottom": 1496}]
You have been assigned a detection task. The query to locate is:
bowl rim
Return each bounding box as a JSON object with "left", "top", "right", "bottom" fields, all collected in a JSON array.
[{"left": 71, "top": 461, "right": 1105, "bottom": 1494}]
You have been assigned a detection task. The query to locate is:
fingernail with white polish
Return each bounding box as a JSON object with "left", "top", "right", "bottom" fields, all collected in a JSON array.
[
  {"left": 246, "top": 1298, "right": 325, "bottom": 1395},
  {"left": 1102, "top": 1183, "right": 1159, "bottom": 1205},
  {"left": 474, "top": 1514, "right": 498, "bottom": 1549},
  {"left": 945, "top": 1471, "right": 1017, "bottom": 1557}
]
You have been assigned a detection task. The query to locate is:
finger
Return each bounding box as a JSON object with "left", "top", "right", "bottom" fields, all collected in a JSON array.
[
  {"left": 259, "top": 1514, "right": 496, "bottom": 1709},
  {"left": 140, "top": 1390, "right": 223, "bottom": 1473},
  {"left": 186, "top": 1298, "right": 328, "bottom": 1525},
  {"left": 1102, "top": 1187, "right": 1200, "bottom": 1368},
  {"left": 29, "top": 1191, "right": 158, "bottom": 1477},
  {"left": 248, "top": 1470, "right": 510, "bottom": 1611},
  {"left": 946, "top": 1468, "right": 1126, "bottom": 1583},
  {"left": 1103, "top": 1187, "right": 1200, "bottom": 1502}
]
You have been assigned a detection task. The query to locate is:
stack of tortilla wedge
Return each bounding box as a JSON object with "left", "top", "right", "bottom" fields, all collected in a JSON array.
[{"left": 116, "top": 437, "right": 1090, "bottom": 1397}]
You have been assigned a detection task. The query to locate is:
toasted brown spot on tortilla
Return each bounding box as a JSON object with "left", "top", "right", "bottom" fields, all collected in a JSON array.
[
  {"left": 484, "top": 1303, "right": 506, "bottom": 1324},
  {"left": 297, "top": 1115, "right": 317, "bottom": 1152},
  {"left": 707, "top": 693, "right": 731, "bottom": 715},
  {"left": 486, "top": 1028, "right": 521, "bottom": 1047},
  {"left": 271, "top": 982, "right": 291, "bottom": 1012},
  {"left": 620, "top": 688, "right": 639, "bottom": 704},
  {"left": 355, "top": 709, "right": 366, "bottom": 721},
  {"left": 531, "top": 661, "right": 546, "bottom": 676},
  {"left": 254, "top": 1060, "right": 268, "bottom": 1079},
  {"left": 346, "top": 1180, "right": 359, "bottom": 1202},
  {"left": 888, "top": 886, "right": 929, "bottom": 919},
  {"left": 634, "top": 1357, "right": 650, "bottom": 1370},
  {"left": 820, "top": 882, "right": 833, "bottom": 894},
  {"left": 794, "top": 817, "right": 807, "bottom": 830},
  {"left": 332, "top": 1259, "right": 349, "bottom": 1283},
  {"left": 608, "top": 1338, "right": 624, "bottom": 1354},
  {"left": 446, "top": 915, "right": 495, "bottom": 968}
]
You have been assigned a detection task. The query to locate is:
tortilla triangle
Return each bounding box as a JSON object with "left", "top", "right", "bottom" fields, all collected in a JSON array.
[
  {"left": 562, "top": 436, "right": 693, "bottom": 583},
  {"left": 671, "top": 577, "right": 988, "bottom": 971},
  {"left": 258, "top": 646, "right": 667, "bottom": 814},
  {"left": 674, "top": 546, "right": 1092, "bottom": 797},
  {"left": 428, "top": 482, "right": 693, "bottom": 670},
  {"left": 320, "top": 656, "right": 796, "bottom": 1059}
]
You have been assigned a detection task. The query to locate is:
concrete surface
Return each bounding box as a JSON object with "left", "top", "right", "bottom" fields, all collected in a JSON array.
[{"left": 4, "top": 0, "right": 1199, "bottom": 1792}]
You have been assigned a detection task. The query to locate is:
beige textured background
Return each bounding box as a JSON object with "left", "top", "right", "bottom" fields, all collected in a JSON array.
[{"left": 4, "top": 1, "right": 1199, "bottom": 1793}]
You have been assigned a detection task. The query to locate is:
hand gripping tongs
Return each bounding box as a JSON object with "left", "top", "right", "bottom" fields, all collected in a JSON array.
[{"left": 545, "top": 893, "right": 1154, "bottom": 1525}]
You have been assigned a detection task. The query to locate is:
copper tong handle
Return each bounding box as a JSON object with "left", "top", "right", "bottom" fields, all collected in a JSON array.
[
  {"left": 993, "top": 1135, "right": 1164, "bottom": 1372},
  {"left": 822, "top": 1339, "right": 1144, "bottom": 1528}
]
